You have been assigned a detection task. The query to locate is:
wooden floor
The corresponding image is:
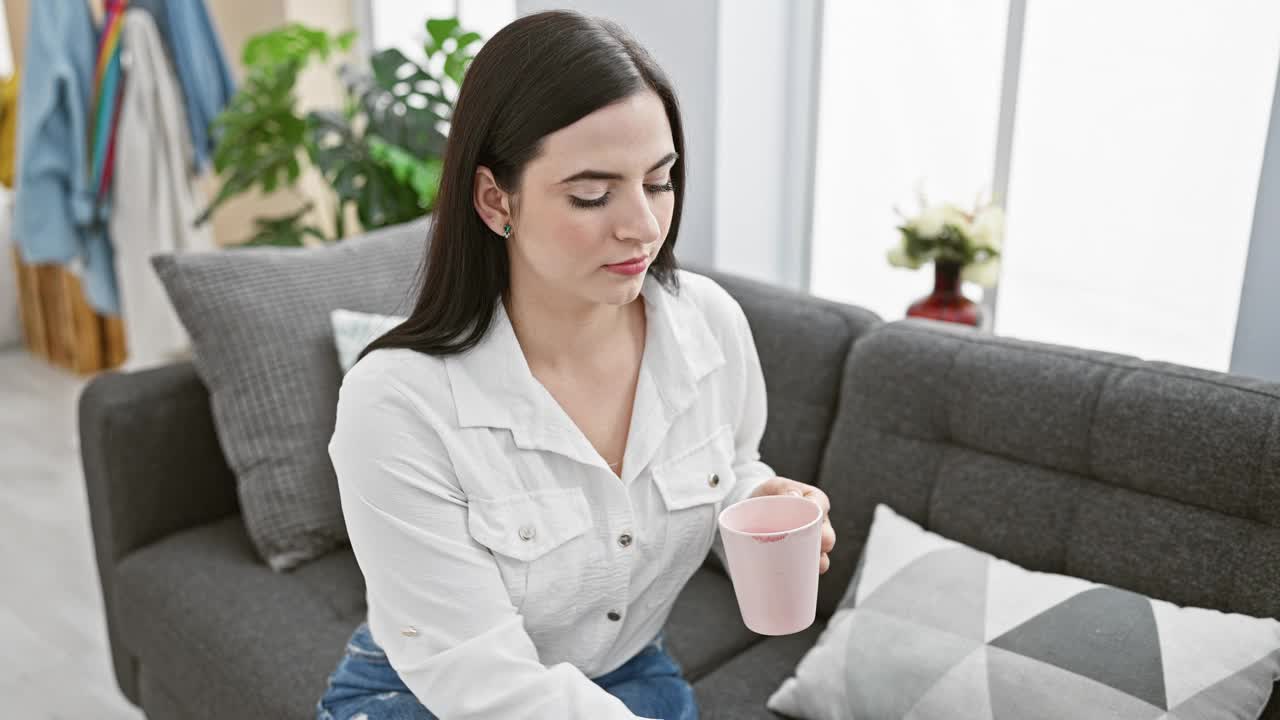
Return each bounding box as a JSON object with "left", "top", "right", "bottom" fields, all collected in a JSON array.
[{"left": 0, "top": 347, "right": 145, "bottom": 718}]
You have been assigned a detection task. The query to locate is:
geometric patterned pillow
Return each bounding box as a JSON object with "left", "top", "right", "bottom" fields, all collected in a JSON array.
[
  {"left": 330, "top": 308, "right": 406, "bottom": 374},
  {"left": 768, "top": 504, "right": 1280, "bottom": 720}
]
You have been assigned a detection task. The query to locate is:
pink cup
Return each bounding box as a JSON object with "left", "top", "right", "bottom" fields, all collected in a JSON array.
[{"left": 717, "top": 494, "right": 824, "bottom": 635}]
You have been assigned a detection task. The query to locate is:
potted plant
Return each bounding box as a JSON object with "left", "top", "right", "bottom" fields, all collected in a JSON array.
[
  {"left": 198, "top": 19, "right": 483, "bottom": 246},
  {"left": 888, "top": 193, "right": 1004, "bottom": 326}
]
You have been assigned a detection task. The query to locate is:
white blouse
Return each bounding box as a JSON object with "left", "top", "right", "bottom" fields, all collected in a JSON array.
[{"left": 328, "top": 270, "right": 776, "bottom": 719}]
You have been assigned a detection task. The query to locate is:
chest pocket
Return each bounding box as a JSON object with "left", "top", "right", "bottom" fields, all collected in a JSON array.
[
  {"left": 466, "top": 487, "right": 594, "bottom": 617},
  {"left": 651, "top": 423, "right": 738, "bottom": 555}
]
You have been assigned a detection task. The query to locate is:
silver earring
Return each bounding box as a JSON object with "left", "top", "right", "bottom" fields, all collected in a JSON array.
[{"left": 503, "top": 223, "right": 512, "bottom": 238}]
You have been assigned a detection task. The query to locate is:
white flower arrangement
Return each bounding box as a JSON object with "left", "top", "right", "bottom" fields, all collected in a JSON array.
[{"left": 888, "top": 193, "right": 1005, "bottom": 288}]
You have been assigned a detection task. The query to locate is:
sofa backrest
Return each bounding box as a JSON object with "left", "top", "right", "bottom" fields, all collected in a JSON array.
[
  {"left": 701, "top": 268, "right": 881, "bottom": 488},
  {"left": 817, "top": 318, "right": 1280, "bottom": 636}
]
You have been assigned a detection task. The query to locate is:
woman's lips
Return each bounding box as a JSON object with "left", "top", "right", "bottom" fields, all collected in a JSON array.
[{"left": 603, "top": 256, "right": 648, "bottom": 276}]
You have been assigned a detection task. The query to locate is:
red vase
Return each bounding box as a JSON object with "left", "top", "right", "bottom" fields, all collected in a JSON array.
[{"left": 906, "top": 261, "right": 982, "bottom": 327}]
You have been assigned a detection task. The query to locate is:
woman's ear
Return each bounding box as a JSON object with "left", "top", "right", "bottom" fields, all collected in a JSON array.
[{"left": 474, "top": 166, "right": 512, "bottom": 237}]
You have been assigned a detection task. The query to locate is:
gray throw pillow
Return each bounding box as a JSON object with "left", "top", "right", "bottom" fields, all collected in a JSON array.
[
  {"left": 152, "top": 218, "right": 428, "bottom": 571},
  {"left": 768, "top": 504, "right": 1280, "bottom": 720}
]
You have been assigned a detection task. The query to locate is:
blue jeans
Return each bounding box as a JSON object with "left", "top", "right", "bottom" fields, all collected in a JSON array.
[{"left": 316, "top": 622, "right": 698, "bottom": 720}]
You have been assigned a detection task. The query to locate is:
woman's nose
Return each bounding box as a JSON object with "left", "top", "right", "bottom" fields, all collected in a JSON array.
[{"left": 613, "top": 185, "right": 662, "bottom": 244}]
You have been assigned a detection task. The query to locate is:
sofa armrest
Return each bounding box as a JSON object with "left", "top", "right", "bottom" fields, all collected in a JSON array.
[
  {"left": 80, "top": 361, "right": 239, "bottom": 561},
  {"left": 79, "top": 360, "right": 239, "bottom": 703}
]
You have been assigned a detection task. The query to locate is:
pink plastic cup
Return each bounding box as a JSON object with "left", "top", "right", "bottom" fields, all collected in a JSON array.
[{"left": 717, "top": 494, "right": 824, "bottom": 635}]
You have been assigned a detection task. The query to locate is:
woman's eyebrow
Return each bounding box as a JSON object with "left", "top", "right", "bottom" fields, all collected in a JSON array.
[{"left": 557, "top": 151, "right": 679, "bottom": 184}]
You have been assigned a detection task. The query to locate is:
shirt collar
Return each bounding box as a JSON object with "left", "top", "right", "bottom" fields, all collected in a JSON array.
[{"left": 444, "top": 272, "right": 725, "bottom": 478}]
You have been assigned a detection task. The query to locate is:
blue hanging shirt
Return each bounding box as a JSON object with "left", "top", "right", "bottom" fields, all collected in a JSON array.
[{"left": 14, "top": 0, "right": 119, "bottom": 314}]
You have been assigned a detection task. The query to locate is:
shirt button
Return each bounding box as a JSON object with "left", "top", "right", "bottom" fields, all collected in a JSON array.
[
  {"left": 518, "top": 526, "right": 536, "bottom": 541},
  {"left": 618, "top": 533, "right": 633, "bottom": 548},
  {"left": 607, "top": 611, "right": 622, "bottom": 622},
  {"left": 401, "top": 626, "right": 419, "bottom": 637},
  {"left": 708, "top": 473, "right": 720, "bottom": 488}
]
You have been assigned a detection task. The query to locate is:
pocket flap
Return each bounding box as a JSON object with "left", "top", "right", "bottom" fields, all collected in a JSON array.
[
  {"left": 652, "top": 424, "right": 738, "bottom": 511},
  {"left": 467, "top": 487, "right": 594, "bottom": 562}
]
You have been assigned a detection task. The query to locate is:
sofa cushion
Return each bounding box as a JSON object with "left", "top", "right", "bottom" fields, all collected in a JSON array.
[
  {"left": 692, "top": 621, "right": 826, "bottom": 719},
  {"left": 663, "top": 565, "right": 767, "bottom": 682},
  {"left": 112, "top": 515, "right": 367, "bottom": 719},
  {"left": 151, "top": 218, "right": 428, "bottom": 570},
  {"left": 768, "top": 503, "right": 1280, "bottom": 720}
]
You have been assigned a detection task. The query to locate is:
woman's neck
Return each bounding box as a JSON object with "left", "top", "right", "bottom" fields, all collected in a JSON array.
[{"left": 504, "top": 280, "right": 643, "bottom": 372}]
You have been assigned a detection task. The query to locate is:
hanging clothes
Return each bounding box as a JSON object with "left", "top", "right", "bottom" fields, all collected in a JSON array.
[
  {"left": 13, "top": 1, "right": 119, "bottom": 315},
  {"left": 127, "top": 0, "right": 175, "bottom": 65},
  {"left": 133, "top": 0, "right": 235, "bottom": 173},
  {"left": 111, "top": 9, "right": 216, "bottom": 370},
  {"left": 90, "top": 0, "right": 129, "bottom": 206},
  {"left": 0, "top": 74, "right": 19, "bottom": 188}
]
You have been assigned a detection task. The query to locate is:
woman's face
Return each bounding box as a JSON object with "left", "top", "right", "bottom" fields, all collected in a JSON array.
[{"left": 482, "top": 90, "right": 677, "bottom": 309}]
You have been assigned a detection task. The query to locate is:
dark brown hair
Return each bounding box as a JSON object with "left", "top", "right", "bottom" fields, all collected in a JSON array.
[{"left": 358, "top": 10, "right": 686, "bottom": 363}]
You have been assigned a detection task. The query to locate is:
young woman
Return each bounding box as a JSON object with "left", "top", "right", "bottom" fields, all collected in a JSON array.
[{"left": 317, "top": 10, "right": 836, "bottom": 720}]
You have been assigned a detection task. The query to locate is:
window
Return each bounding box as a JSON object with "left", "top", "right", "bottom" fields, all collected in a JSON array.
[
  {"left": 809, "top": 1, "right": 1280, "bottom": 372},
  {"left": 993, "top": 1, "right": 1280, "bottom": 371},
  {"left": 808, "top": 0, "right": 1010, "bottom": 323},
  {"left": 368, "top": 0, "right": 515, "bottom": 63}
]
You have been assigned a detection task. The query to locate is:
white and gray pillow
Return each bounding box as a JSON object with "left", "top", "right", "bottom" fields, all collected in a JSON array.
[
  {"left": 152, "top": 217, "right": 428, "bottom": 571},
  {"left": 768, "top": 504, "right": 1280, "bottom": 720},
  {"left": 331, "top": 308, "right": 406, "bottom": 375}
]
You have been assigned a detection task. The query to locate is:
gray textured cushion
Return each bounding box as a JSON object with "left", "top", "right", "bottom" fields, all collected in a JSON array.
[
  {"left": 769, "top": 503, "right": 1280, "bottom": 719},
  {"left": 152, "top": 218, "right": 428, "bottom": 570},
  {"left": 816, "top": 318, "right": 1280, "bottom": 718}
]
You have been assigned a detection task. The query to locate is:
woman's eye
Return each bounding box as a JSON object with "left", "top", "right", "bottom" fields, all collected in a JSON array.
[
  {"left": 569, "top": 193, "right": 610, "bottom": 209},
  {"left": 568, "top": 181, "right": 675, "bottom": 209}
]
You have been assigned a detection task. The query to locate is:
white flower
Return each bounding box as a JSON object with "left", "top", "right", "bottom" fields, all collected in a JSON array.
[
  {"left": 911, "top": 203, "right": 970, "bottom": 239},
  {"left": 970, "top": 205, "right": 1005, "bottom": 252},
  {"left": 887, "top": 244, "right": 920, "bottom": 269},
  {"left": 961, "top": 257, "right": 1001, "bottom": 288}
]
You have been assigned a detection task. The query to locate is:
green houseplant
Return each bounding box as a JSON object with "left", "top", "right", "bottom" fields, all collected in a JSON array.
[{"left": 198, "top": 19, "right": 483, "bottom": 246}]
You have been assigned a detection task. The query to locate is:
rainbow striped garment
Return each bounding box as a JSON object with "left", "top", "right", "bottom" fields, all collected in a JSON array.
[{"left": 89, "top": 0, "right": 129, "bottom": 206}]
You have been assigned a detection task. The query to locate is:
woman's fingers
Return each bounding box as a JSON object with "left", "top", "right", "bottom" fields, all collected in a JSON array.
[
  {"left": 788, "top": 484, "right": 831, "bottom": 516},
  {"left": 770, "top": 477, "right": 837, "bottom": 576}
]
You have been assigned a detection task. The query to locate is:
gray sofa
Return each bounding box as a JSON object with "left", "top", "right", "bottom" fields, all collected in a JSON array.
[{"left": 79, "top": 269, "right": 1280, "bottom": 718}]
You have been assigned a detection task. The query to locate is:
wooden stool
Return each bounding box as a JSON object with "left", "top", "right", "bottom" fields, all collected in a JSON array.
[{"left": 11, "top": 245, "right": 127, "bottom": 374}]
